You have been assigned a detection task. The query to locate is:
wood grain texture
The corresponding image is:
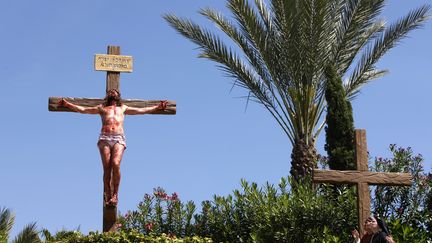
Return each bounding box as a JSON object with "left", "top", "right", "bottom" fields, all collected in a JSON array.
[
  {"left": 106, "top": 46, "right": 121, "bottom": 92},
  {"left": 103, "top": 204, "right": 117, "bottom": 232},
  {"left": 48, "top": 97, "right": 176, "bottom": 114},
  {"left": 357, "top": 183, "right": 370, "bottom": 235},
  {"left": 355, "top": 129, "right": 368, "bottom": 171},
  {"left": 313, "top": 170, "right": 412, "bottom": 185}
]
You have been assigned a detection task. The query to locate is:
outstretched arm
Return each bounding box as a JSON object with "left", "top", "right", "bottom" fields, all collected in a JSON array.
[
  {"left": 58, "top": 98, "right": 100, "bottom": 114},
  {"left": 125, "top": 101, "right": 167, "bottom": 115}
]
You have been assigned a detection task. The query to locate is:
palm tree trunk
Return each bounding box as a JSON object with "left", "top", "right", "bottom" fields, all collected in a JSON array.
[{"left": 290, "top": 138, "right": 317, "bottom": 181}]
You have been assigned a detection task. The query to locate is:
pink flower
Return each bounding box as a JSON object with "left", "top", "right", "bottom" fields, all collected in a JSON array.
[
  {"left": 145, "top": 222, "right": 154, "bottom": 231},
  {"left": 154, "top": 189, "right": 168, "bottom": 199},
  {"left": 171, "top": 192, "right": 179, "bottom": 202}
]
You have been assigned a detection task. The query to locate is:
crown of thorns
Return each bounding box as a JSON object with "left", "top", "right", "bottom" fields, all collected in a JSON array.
[{"left": 107, "top": 89, "right": 120, "bottom": 95}]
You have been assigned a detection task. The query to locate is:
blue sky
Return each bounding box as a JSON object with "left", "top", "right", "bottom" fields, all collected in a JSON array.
[{"left": 1, "top": 0, "right": 431, "bottom": 238}]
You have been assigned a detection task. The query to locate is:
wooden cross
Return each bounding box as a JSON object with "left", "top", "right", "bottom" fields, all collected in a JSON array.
[
  {"left": 48, "top": 45, "right": 176, "bottom": 232},
  {"left": 313, "top": 129, "right": 412, "bottom": 235}
]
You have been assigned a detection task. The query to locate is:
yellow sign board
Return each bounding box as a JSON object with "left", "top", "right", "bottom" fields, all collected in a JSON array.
[{"left": 94, "top": 54, "right": 133, "bottom": 72}]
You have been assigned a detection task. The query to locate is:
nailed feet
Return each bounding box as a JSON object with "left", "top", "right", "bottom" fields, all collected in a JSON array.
[{"left": 104, "top": 193, "right": 118, "bottom": 206}]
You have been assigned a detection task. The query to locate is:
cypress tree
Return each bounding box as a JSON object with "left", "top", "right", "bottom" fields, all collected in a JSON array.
[{"left": 324, "top": 65, "right": 356, "bottom": 170}]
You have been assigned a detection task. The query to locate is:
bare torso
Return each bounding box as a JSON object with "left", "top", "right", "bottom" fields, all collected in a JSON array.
[
  {"left": 99, "top": 104, "right": 126, "bottom": 134},
  {"left": 59, "top": 98, "right": 165, "bottom": 135}
]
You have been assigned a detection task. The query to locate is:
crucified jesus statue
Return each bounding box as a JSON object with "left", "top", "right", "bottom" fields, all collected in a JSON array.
[{"left": 59, "top": 89, "right": 167, "bottom": 206}]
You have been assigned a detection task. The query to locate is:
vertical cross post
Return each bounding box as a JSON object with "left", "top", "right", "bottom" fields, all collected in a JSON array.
[
  {"left": 106, "top": 46, "right": 121, "bottom": 92},
  {"left": 103, "top": 45, "right": 121, "bottom": 232},
  {"left": 355, "top": 129, "right": 370, "bottom": 235}
]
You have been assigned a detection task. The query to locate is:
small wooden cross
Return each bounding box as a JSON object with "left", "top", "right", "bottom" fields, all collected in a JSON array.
[
  {"left": 313, "top": 129, "right": 412, "bottom": 235},
  {"left": 48, "top": 46, "right": 176, "bottom": 232}
]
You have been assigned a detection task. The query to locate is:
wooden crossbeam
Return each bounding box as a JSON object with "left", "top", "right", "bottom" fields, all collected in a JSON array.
[
  {"left": 48, "top": 97, "right": 176, "bottom": 114},
  {"left": 313, "top": 170, "right": 412, "bottom": 185}
]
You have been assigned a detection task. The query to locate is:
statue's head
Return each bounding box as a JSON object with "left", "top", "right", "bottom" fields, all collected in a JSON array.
[{"left": 104, "top": 89, "right": 122, "bottom": 106}]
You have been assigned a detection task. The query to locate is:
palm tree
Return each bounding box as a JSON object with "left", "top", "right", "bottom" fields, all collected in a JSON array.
[
  {"left": 164, "top": 0, "right": 430, "bottom": 180},
  {"left": 0, "top": 207, "right": 40, "bottom": 243}
]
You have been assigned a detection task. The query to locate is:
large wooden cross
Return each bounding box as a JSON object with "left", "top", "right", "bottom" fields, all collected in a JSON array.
[
  {"left": 48, "top": 45, "right": 176, "bottom": 232},
  {"left": 313, "top": 129, "right": 412, "bottom": 235}
]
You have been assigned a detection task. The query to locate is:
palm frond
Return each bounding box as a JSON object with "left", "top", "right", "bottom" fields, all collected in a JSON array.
[
  {"left": 304, "top": 0, "right": 338, "bottom": 98},
  {"left": 271, "top": 0, "right": 303, "bottom": 82},
  {"left": 164, "top": 14, "right": 295, "bottom": 142},
  {"left": 345, "top": 69, "right": 388, "bottom": 100},
  {"left": 223, "top": 0, "right": 283, "bottom": 92},
  {"left": 226, "top": 0, "right": 268, "bottom": 54},
  {"left": 12, "top": 222, "right": 40, "bottom": 243},
  {"left": 41, "top": 228, "right": 54, "bottom": 241},
  {"left": 254, "top": 0, "right": 273, "bottom": 31},
  {"left": 335, "top": 0, "right": 386, "bottom": 75},
  {"left": 0, "top": 207, "right": 15, "bottom": 241},
  {"left": 346, "top": 5, "right": 430, "bottom": 98},
  {"left": 200, "top": 3, "right": 295, "bottom": 133},
  {"left": 199, "top": 8, "right": 275, "bottom": 99},
  {"left": 291, "top": 0, "right": 334, "bottom": 140}
]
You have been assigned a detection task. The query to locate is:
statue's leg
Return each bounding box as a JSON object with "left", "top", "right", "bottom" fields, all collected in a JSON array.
[
  {"left": 110, "top": 143, "right": 125, "bottom": 205},
  {"left": 98, "top": 142, "right": 112, "bottom": 204}
]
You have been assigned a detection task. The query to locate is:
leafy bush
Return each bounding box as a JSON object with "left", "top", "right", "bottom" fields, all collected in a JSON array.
[
  {"left": 42, "top": 229, "right": 83, "bottom": 242},
  {"left": 387, "top": 218, "right": 430, "bottom": 242},
  {"left": 371, "top": 144, "right": 432, "bottom": 239},
  {"left": 196, "top": 178, "right": 354, "bottom": 242},
  {"left": 118, "top": 187, "right": 196, "bottom": 238},
  {"left": 119, "top": 178, "right": 356, "bottom": 242},
  {"left": 44, "top": 230, "right": 212, "bottom": 243}
]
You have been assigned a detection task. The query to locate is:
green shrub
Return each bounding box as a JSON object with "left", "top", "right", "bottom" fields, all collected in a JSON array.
[
  {"left": 118, "top": 187, "right": 196, "bottom": 238},
  {"left": 372, "top": 145, "right": 432, "bottom": 238},
  {"left": 120, "top": 178, "right": 357, "bottom": 242},
  {"left": 198, "top": 178, "right": 357, "bottom": 242},
  {"left": 44, "top": 230, "right": 212, "bottom": 243},
  {"left": 388, "top": 218, "right": 430, "bottom": 243},
  {"left": 42, "top": 229, "right": 83, "bottom": 242}
]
